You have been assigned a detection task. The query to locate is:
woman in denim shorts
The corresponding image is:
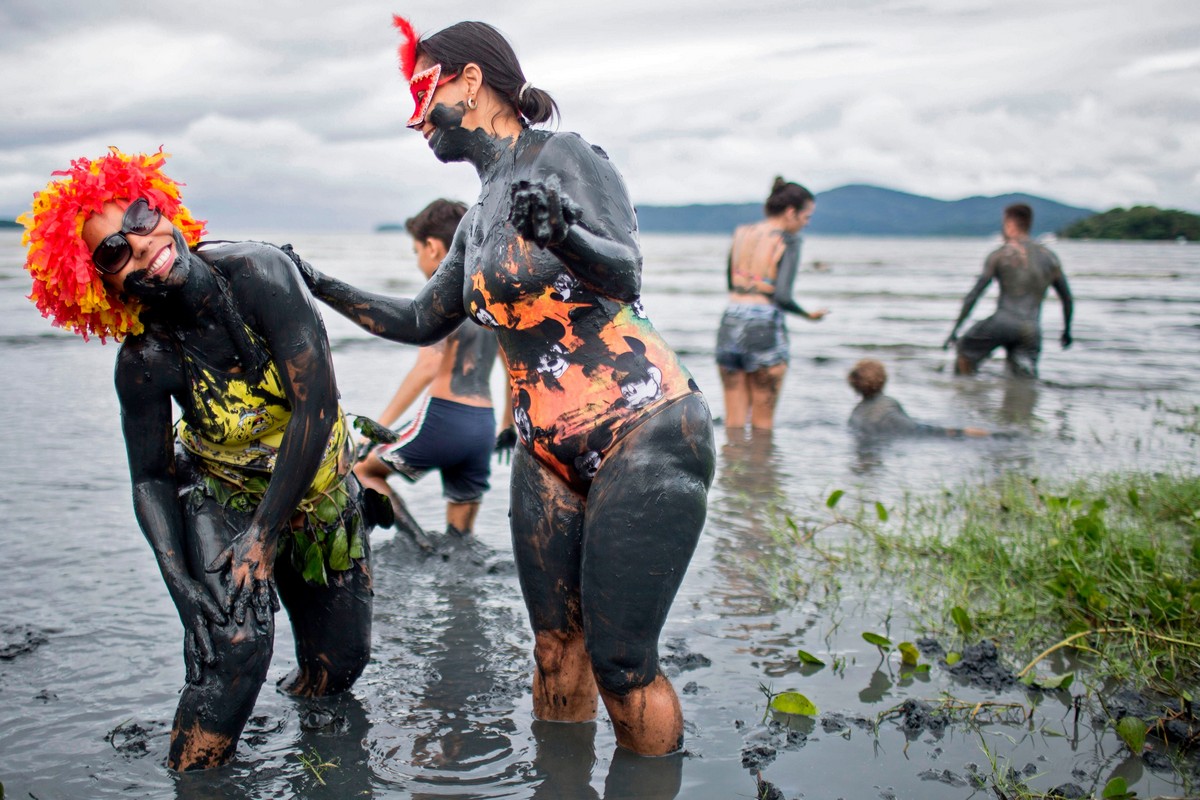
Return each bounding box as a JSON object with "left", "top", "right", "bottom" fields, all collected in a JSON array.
[{"left": 716, "top": 177, "right": 828, "bottom": 431}]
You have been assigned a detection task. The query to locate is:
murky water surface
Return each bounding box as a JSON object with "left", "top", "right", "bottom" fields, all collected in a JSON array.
[{"left": 1, "top": 231, "right": 1197, "bottom": 798}]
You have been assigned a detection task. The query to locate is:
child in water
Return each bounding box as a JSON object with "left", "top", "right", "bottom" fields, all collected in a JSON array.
[{"left": 848, "top": 359, "right": 991, "bottom": 438}]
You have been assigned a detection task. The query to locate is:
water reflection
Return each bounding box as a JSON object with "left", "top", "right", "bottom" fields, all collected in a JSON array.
[
  {"left": 999, "top": 377, "right": 1040, "bottom": 426},
  {"left": 530, "top": 720, "right": 599, "bottom": 800},
  {"left": 404, "top": 551, "right": 520, "bottom": 797},
  {"left": 710, "top": 431, "right": 793, "bottom": 608}
]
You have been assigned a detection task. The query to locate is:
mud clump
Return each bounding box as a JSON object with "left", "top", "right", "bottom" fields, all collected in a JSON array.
[
  {"left": 739, "top": 720, "right": 808, "bottom": 771},
  {"left": 660, "top": 638, "right": 712, "bottom": 674},
  {"left": 897, "top": 698, "right": 948, "bottom": 737},
  {"left": 944, "top": 640, "right": 1018, "bottom": 691},
  {"left": 0, "top": 624, "right": 51, "bottom": 660}
]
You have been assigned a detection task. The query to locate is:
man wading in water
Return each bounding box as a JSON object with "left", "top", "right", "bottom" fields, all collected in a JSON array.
[{"left": 943, "top": 203, "right": 1073, "bottom": 378}]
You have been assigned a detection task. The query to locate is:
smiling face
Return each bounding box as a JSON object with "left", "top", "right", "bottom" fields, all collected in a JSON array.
[{"left": 82, "top": 200, "right": 186, "bottom": 296}]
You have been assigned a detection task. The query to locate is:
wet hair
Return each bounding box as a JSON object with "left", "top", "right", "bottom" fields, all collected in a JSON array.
[
  {"left": 764, "top": 176, "right": 815, "bottom": 217},
  {"left": 405, "top": 199, "right": 468, "bottom": 248},
  {"left": 1004, "top": 203, "right": 1033, "bottom": 233},
  {"left": 417, "top": 21, "right": 558, "bottom": 126},
  {"left": 848, "top": 359, "right": 887, "bottom": 398}
]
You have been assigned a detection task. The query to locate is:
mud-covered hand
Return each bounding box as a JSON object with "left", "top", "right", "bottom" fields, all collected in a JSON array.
[
  {"left": 1060, "top": 330, "right": 1073, "bottom": 349},
  {"left": 170, "top": 576, "right": 228, "bottom": 684},
  {"left": 206, "top": 527, "right": 280, "bottom": 627},
  {"left": 509, "top": 175, "right": 584, "bottom": 249},
  {"left": 494, "top": 426, "right": 517, "bottom": 464}
]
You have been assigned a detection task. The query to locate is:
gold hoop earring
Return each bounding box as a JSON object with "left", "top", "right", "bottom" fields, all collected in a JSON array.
[{"left": 466, "top": 96, "right": 478, "bottom": 110}]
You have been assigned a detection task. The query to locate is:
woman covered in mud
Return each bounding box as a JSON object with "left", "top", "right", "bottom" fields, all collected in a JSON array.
[
  {"left": 298, "top": 18, "right": 715, "bottom": 757},
  {"left": 716, "top": 177, "right": 828, "bottom": 431},
  {"left": 19, "top": 149, "right": 377, "bottom": 771}
]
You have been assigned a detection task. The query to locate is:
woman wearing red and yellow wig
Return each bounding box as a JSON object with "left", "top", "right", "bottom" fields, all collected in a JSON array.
[{"left": 21, "top": 148, "right": 377, "bottom": 770}]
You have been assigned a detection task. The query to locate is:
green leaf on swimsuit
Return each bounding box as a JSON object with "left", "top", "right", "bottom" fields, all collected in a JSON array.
[
  {"left": 348, "top": 522, "right": 364, "bottom": 561},
  {"left": 329, "top": 526, "right": 351, "bottom": 571},
  {"left": 302, "top": 541, "right": 327, "bottom": 585},
  {"left": 314, "top": 496, "right": 340, "bottom": 525}
]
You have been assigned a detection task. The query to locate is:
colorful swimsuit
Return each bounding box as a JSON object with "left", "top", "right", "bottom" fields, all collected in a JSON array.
[
  {"left": 175, "top": 336, "right": 350, "bottom": 503},
  {"left": 173, "top": 285, "right": 356, "bottom": 583},
  {"left": 465, "top": 242, "right": 698, "bottom": 493}
]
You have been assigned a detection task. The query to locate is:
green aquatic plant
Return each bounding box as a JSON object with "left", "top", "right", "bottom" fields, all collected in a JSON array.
[
  {"left": 296, "top": 747, "right": 340, "bottom": 786},
  {"left": 758, "top": 683, "right": 818, "bottom": 720}
]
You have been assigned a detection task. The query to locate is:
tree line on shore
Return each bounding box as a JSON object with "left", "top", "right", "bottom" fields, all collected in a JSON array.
[{"left": 1059, "top": 205, "right": 1200, "bottom": 241}]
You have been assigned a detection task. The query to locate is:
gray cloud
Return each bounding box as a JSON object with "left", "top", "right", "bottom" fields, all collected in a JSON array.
[{"left": 2, "top": 0, "right": 1197, "bottom": 233}]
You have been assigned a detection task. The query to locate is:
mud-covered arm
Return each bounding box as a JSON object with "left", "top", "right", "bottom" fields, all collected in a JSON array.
[
  {"left": 1051, "top": 256, "right": 1074, "bottom": 348},
  {"left": 289, "top": 227, "right": 468, "bottom": 346},
  {"left": 115, "top": 339, "right": 227, "bottom": 683},
  {"left": 944, "top": 255, "right": 997, "bottom": 346},
  {"left": 206, "top": 245, "right": 341, "bottom": 619},
  {"left": 510, "top": 134, "right": 642, "bottom": 302}
]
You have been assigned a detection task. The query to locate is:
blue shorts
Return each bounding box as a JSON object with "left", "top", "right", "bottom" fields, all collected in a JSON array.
[
  {"left": 374, "top": 397, "right": 495, "bottom": 504},
  {"left": 715, "top": 304, "right": 790, "bottom": 372}
]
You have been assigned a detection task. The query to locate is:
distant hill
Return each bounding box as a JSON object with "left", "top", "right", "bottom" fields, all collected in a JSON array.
[
  {"left": 635, "top": 184, "right": 1095, "bottom": 236},
  {"left": 0, "top": 219, "right": 21, "bottom": 229},
  {"left": 1060, "top": 206, "right": 1200, "bottom": 241}
]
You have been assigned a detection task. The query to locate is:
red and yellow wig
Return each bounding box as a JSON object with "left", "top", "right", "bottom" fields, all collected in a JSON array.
[{"left": 19, "top": 147, "right": 206, "bottom": 342}]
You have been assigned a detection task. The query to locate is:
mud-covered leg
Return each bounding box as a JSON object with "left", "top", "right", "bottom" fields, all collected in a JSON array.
[
  {"left": 169, "top": 498, "right": 274, "bottom": 771},
  {"left": 355, "top": 453, "right": 431, "bottom": 550},
  {"left": 509, "top": 446, "right": 598, "bottom": 722},
  {"left": 276, "top": 488, "right": 373, "bottom": 697},
  {"left": 583, "top": 395, "right": 715, "bottom": 755}
]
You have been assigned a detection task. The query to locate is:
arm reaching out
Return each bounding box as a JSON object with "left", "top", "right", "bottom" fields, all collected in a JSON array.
[
  {"left": 1052, "top": 263, "right": 1073, "bottom": 349},
  {"left": 945, "top": 257, "right": 997, "bottom": 348},
  {"left": 283, "top": 226, "right": 470, "bottom": 347}
]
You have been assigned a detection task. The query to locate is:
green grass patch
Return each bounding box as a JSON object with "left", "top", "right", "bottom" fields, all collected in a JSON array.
[{"left": 768, "top": 472, "right": 1200, "bottom": 694}]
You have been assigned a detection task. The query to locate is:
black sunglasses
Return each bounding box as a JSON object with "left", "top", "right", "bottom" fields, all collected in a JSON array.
[{"left": 91, "top": 198, "right": 163, "bottom": 275}]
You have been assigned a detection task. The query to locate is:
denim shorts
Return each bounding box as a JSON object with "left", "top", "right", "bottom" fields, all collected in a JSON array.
[{"left": 715, "top": 304, "right": 790, "bottom": 372}]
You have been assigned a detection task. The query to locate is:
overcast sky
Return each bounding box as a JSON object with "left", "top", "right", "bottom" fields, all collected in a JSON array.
[{"left": 3, "top": 0, "right": 1198, "bottom": 233}]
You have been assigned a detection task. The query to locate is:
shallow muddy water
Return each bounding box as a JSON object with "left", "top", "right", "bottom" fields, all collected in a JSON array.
[{"left": 1, "top": 230, "right": 1197, "bottom": 799}]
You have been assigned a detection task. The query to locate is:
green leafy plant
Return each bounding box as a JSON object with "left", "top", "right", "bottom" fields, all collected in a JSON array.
[
  {"left": 758, "top": 683, "right": 818, "bottom": 721},
  {"left": 1114, "top": 716, "right": 1147, "bottom": 754}
]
